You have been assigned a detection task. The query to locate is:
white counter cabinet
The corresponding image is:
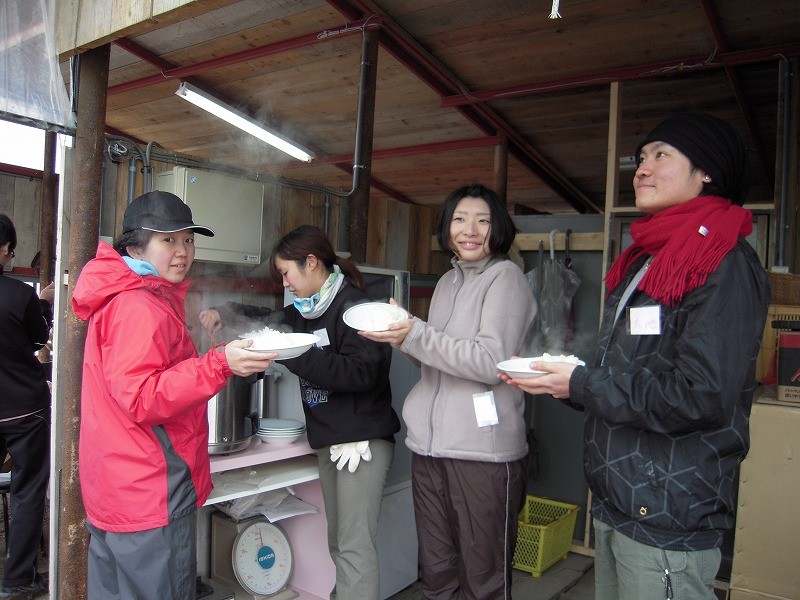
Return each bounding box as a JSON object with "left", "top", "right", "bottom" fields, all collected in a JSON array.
[{"left": 201, "top": 436, "right": 335, "bottom": 600}]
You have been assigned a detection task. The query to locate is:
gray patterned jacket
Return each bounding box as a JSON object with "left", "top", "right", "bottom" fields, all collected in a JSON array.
[{"left": 569, "top": 239, "right": 769, "bottom": 551}]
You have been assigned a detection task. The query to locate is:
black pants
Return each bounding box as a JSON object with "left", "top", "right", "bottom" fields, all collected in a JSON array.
[
  {"left": 0, "top": 410, "right": 50, "bottom": 588},
  {"left": 412, "top": 454, "right": 527, "bottom": 600}
]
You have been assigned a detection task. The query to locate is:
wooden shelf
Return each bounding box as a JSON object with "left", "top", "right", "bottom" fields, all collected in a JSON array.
[
  {"left": 744, "top": 203, "right": 775, "bottom": 212},
  {"left": 607, "top": 206, "right": 641, "bottom": 215}
]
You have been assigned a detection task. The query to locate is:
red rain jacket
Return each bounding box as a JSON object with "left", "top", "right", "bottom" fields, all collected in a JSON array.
[{"left": 72, "top": 242, "right": 232, "bottom": 532}]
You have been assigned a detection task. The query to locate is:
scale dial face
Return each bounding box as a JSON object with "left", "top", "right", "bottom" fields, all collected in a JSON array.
[{"left": 231, "top": 519, "right": 293, "bottom": 596}]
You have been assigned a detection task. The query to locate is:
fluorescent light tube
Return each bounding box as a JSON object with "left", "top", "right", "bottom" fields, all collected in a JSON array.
[{"left": 175, "top": 81, "right": 314, "bottom": 163}]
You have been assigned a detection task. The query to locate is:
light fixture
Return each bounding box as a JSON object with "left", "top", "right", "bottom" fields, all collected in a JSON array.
[{"left": 175, "top": 81, "right": 314, "bottom": 163}]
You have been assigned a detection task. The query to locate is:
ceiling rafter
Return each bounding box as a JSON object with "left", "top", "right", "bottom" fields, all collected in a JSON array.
[
  {"left": 276, "top": 136, "right": 502, "bottom": 170},
  {"left": 108, "top": 17, "right": 381, "bottom": 96},
  {"left": 110, "top": 33, "right": 417, "bottom": 205},
  {"left": 107, "top": 4, "right": 598, "bottom": 212},
  {"left": 440, "top": 42, "right": 800, "bottom": 107},
  {"left": 333, "top": 163, "right": 410, "bottom": 203},
  {"left": 699, "top": 0, "right": 772, "bottom": 187},
  {"left": 324, "top": 0, "right": 600, "bottom": 214}
]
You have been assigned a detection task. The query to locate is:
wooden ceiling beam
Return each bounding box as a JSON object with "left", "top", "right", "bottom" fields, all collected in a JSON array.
[
  {"left": 333, "top": 163, "right": 413, "bottom": 204},
  {"left": 699, "top": 0, "right": 773, "bottom": 189},
  {"left": 107, "top": 17, "right": 383, "bottom": 96},
  {"left": 441, "top": 41, "right": 800, "bottom": 107},
  {"left": 109, "top": 29, "right": 414, "bottom": 205},
  {"left": 324, "top": 0, "right": 599, "bottom": 214},
  {"left": 0, "top": 162, "right": 43, "bottom": 179},
  {"left": 276, "top": 136, "right": 503, "bottom": 170}
]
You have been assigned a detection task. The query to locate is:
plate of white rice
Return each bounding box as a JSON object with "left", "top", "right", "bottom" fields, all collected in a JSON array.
[
  {"left": 239, "top": 326, "right": 320, "bottom": 359},
  {"left": 343, "top": 302, "right": 410, "bottom": 332},
  {"left": 497, "top": 353, "right": 585, "bottom": 378}
]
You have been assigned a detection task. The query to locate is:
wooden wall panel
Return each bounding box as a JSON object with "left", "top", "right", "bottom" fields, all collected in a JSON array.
[
  {"left": 13, "top": 177, "right": 42, "bottom": 267},
  {"left": 366, "top": 196, "right": 410, "bottom": 269},
  {"left": 0, "top": 174, "right": 15, "bottom": 215},
  {"left": 0, "top": 173, "right": 43, "bottom": 268}
]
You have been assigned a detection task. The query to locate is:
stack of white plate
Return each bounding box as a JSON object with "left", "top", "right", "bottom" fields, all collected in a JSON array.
[{"left": 257, "top": 418, "right": 306, "bottom": 446}]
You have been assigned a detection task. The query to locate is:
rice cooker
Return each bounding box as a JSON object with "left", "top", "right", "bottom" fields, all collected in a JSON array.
[{"left": 207, "top": 372, "right": 264, "bottom": 455}]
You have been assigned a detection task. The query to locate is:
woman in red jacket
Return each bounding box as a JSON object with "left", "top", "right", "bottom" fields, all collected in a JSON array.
[{"left": 72, "top": 191, "right": 275, "bottom": 600}]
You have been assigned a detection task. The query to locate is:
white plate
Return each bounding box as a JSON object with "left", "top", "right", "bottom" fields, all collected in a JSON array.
[
  {"left": 342, "top": 302, "right": 410, "bottom": 332},
  {"left": 243, "top": 333, "right": 320, "bottom": 359},
  {"left": 496, "top": 358, "right": 548, "bottom": 379},
  {"left": 258, "top": 432, "right": 303, "bottom": 445},
  {"left": 258, "top": 429, "right": 305, "bottom": 435},
  {"left": 259, "top": 418, "right": 305, "bottom": 430}
]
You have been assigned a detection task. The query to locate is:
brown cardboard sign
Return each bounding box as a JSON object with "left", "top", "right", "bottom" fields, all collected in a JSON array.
[{"left": 777, "top": 332, "right": 800, "bottom": 404}]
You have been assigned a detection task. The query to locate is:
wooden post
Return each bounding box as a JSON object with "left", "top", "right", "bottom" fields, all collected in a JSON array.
[
  {"left": 39, "top": 131, "right": 57, "bottom": 286},
  {"left": 58, "top": 43, "right": 110, "bottom": 600},
  {"left": 348, "top": 29, "right": 379, "bottom": 264}
]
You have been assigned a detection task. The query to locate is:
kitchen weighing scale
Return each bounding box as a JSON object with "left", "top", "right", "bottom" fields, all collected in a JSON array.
[{"left": 211, "top": 512, "right": 298, "bottom": 600}]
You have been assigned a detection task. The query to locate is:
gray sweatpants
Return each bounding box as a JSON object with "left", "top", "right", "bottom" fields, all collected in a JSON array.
[
  {"left": 86, "top": 511, "right": 197, "bottom": 600},
  {"left": 593, "top": 518, "right": 721, "bottom": 600},
  {"left": 317, "top": 438, "right": 394, "bottom": 600}
]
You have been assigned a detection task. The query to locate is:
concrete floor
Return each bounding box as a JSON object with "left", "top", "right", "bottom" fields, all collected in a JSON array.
[
  {"left": 4, "top": 494, "right": 593, "bottom": 600},
  {"left": 2, "top": 509, "right": 592, "bottom": 600},
  {"left": 387, "top": 553, "right": 595, "bottom": 600}
]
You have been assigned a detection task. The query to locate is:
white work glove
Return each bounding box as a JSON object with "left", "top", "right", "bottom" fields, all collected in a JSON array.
[{"left": 329, "top": 441, "right": 372, "bottom": 473}]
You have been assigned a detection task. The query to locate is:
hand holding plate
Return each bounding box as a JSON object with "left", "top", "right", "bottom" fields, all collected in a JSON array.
[
  {"left": 224, "top": 339, "right": 276, "bottom": 376},
  {"left": 499, "top": 359, "right": 577, "bottom": 399}
]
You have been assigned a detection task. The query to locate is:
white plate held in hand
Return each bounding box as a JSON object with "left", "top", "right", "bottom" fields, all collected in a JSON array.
[
  {"left": 243, "top": 333, "right": 320, "bottom": 359},
  {"left": 343, "top": 302, "right": 409, "bottom": 332},
  {"left": 497, "top": 358, "right": 548, "bottom": 379}
]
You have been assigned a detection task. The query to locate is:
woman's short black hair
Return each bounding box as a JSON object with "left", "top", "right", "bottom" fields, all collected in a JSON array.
[
  {"left": 113, "top": 229, "right": 153, "bottom": 256},
  {"left": 0, "top": 214, "right": 18, "bottom": 253},
  {"left": 435, "top": 183, "right": 516, "bottom": 256}
]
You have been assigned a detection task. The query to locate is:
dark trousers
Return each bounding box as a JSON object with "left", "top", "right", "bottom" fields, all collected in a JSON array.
[
  {"left": 412, "top": 454, "right": 527, "bottom": 600},
  {"left": 0, "top": 410, "right": 50, "bottom": 588}
]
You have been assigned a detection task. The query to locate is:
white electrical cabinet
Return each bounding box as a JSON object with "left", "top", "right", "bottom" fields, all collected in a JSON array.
[{"left": 156, "top": 167, "right": 264, "bottom": 264}]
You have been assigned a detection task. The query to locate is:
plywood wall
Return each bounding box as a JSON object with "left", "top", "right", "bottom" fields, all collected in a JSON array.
[{"left": 0, "top": 173, "right": 43, "bottom": 269}]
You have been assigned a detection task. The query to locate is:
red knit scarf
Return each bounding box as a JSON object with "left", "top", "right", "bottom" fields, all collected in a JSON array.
[{"left": 605, "top": 196, "right": 753, "bottom": 306}]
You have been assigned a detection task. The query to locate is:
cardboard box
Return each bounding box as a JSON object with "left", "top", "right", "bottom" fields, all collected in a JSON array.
[
  {"left": 756, "top": 305, "right": 800, "bottom": 384},
  {"left": 729, "top": 402, "right": 800, "bottom": 600},
  {"left": 777, "top": 331, "right": 800, "bottom": 404}
]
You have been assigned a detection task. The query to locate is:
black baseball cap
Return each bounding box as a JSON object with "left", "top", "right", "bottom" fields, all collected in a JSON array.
[{"left": 122, "top": 191, "right": 214, "bottom": 236}]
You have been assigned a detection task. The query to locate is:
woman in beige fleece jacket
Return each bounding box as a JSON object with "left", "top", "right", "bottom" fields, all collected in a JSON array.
[{"left": 361, "top": 183, "right": 536, "bottom": 599}]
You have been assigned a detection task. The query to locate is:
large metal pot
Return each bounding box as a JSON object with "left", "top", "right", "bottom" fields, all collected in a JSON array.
[{"left": 207, "top": 372, "right": 262, "bottom": 455}]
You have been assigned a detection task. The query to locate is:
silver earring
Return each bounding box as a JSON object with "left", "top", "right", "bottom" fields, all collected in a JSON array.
[{"left": 703, "top": 175, "right": 711, "bottom": 182}]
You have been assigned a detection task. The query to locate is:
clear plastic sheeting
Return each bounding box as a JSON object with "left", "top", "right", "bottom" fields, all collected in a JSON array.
[{"left": 0, "top": 0, "right": 74, "bottom": 130}]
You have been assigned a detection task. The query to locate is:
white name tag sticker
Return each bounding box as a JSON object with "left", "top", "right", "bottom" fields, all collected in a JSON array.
[
  {"left": 629, "top": 306, "right": 661, "bottom": 335},
  {"left": 473, "top": 391, "right": 499, "bottom": 427},
  {"left": 313, "top": 328, "right": 330, "bottom": 347}
]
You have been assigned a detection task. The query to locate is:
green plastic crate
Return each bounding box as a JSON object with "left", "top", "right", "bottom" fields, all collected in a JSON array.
[{"left": 513, "top": 495, "right": 579, "bottom": 577}]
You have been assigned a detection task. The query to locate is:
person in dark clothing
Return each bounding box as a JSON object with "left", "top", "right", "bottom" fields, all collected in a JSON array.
[
  {"left": 501, "top": 113, "right": 770, "bottom": 599},
  {"left": 0, "top": 214, "right": 54, "bottom": 598},
  {"left": 200, "top": 225, "right": 400, "bottom": 600}
]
